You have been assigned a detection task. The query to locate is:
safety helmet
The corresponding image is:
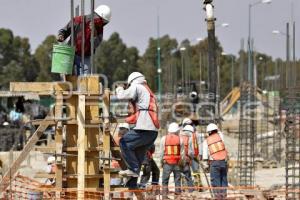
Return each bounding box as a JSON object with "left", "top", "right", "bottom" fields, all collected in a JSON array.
[
  {"left": 47, "top": 156, "right": 55, "bottom": 164},
  {"left": 206, "top": 123, "right": 218, "bottom": 133},
  {"left": 168, "top": 122, "right": 180, "bottom": 133},
  {"left": 127, "top": 72, "right": 145, "bottom": 84},
  {"left": 182, "top": 118, "right": 192, "bottom": 126},
  {"left": 118, "top": 123, "right": 130, "bottom": 130},
  {"left": 183, "top": 125, "right": 194, "bottom": 133},
  {"left": 95, "top": 5, "right": 111, "bottom": 22}
]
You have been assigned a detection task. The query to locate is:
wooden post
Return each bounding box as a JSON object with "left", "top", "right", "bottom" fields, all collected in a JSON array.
[
  {"left": 77, "top": 95, "right": 85, "bottom": 199},
  {"left": 103, "top": 89, "right": 111, "bottom": 200},
  {"left": 55, "top": 92, "right": 63, "bottom": 198}
]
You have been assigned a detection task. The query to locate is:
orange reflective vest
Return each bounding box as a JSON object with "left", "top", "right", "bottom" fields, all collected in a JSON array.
[
  {"left": 207, "top": 133, "right": 227, "bottom": 160},
  {"left": 125, "top": 84, "right": 160, "bottom": 129},
  {"left": 192, "top": 132, "right": 199, "bottom": 157},
  {"left": 163, "top": 134, "right": 181, "bottom": 165},
  {"left": 181, "top": 134, "right": 191, "bottom": 164}
]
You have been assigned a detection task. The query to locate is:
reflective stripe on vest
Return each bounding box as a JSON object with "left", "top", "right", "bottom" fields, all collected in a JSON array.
[
  {"left": 163, "top": 134, "right": 181, "bottom": 165},
  {"left": 125, "top": 84, "right": 160, "bottom": 129},
  {"left": 192, "top": 132, "right": 199, "bottom": 157},
  {"left": 207, "top": 133, "right": 227, "bottom": 160},
  {"left": 181, "top": 134, "right": 191, "bottom": 163}
]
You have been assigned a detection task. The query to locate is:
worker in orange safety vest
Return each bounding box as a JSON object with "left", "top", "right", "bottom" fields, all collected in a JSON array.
[
  {"left": 203, "top": 123, "right": 228, "bottom": 199},
  {"left": 160, "top": 122, "right": 185, "bottom": 198},
  {"left": 180, "top": 125, "right": 194, "bottom": 191}
]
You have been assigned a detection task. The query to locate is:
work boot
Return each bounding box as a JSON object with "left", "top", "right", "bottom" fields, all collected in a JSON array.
[{"left": 119, "top": 169, "right": 139, "bottom": 177}]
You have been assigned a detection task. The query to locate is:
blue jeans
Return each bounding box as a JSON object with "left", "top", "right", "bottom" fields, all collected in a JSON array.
[
  {"left": 74, "top": 55, "right": 91, "bottom": 75},
  {"left": 181, "top": 164, "right": 194, "bottom": 192},
  {"left": 120, "top": 129, "right": 157, "bottom": 189},
  {"left": 210, "top": 160, "right": 228, "bottom": 199},
  {"left": 119, "top": 129, "right": 157, "bottom": 173},
  {"left": 162, "top": 164, "right": 181, "bottom": 196},
  {"left": 191, "top": 158, "right": 200, "bottom": 172}
]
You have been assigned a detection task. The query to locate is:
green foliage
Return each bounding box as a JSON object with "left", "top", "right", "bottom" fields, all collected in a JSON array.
[
  {"left": 35, "top": 35, "right": 60, "bottom": 82},
  {"left": 95, "top": 32, "right": 140, "bottom": 86},
  {"left": 0, "top": 28, "right": 298, "bottom": 101}
]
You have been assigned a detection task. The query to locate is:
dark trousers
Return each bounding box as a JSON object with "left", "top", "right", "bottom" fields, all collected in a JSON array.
[
  {"left": 120, "top": 129, "right": 157, "bottom": 188},
  {"left": 210, "top": 160, "right": 228, "bottom": 199},
  {"left": 162, "top": 163, "right": 181, "bottom": 197},
  {"left": 181, "top": 164, "right": 194, "bottom": 192},
  {"left": 140, "top": 158, "right": 160, "bottom": 187}
]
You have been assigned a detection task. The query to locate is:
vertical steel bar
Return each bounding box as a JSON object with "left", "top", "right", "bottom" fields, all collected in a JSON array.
[
  {"left": 80, "top": 0, "right": 85, "bottom": 75},
  {"left": 70, "top": 0, "right": 74, "bottom": 47},
  {"left": 90, "top": 0, "right": 95, "bottom": 74}
]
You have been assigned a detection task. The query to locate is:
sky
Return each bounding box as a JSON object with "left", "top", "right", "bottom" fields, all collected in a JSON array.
[{"left": 0, "top": 0, "right": 299, "bottom": 59}]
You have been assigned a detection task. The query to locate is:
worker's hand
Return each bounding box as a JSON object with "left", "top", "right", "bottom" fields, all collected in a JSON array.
[
  {"left": 57, "top": 34, "right": 65, "bottom": 42},
  {"left": 160, "top": 160, "right": 165, "bottom": 167},
  {"left": 178, "top": 159, "right": 185, "bottom": 168}
]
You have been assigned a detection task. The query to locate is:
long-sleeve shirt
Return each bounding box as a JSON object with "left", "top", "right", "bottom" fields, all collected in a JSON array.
[
  {"left": 202, "top": 131, "right": 225, "bottom": 160},
  {"left": 159, "top": 134, "right": 185, "bottom": 162},
  {"left": 188, "top": 132, "right": 205, "bottom": 158},
  {"left": 116, "top": 80, "right": 157, "bottom": 131},
  {"left": 58, "top": 14, "right": 106, "bottom": 56}
]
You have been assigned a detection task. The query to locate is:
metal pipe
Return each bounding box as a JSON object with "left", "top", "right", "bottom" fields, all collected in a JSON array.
[
  {"left": 248, "top": 4, "right": 252, "bottom": 83},
  {"left": 81, "top": 0, "right": 85, "bottom": 75},
  {"left": 293, "top": 22, "right": 296, "bottom": 86},
  {"left": 90, "top": 0, "right": 95, "bottom": 74},
  {"left": 70, "top": 0, "right": 74, "bottom": 47},
  {"left": 286, "top": 23, "right": 290, "bottom": 88}
]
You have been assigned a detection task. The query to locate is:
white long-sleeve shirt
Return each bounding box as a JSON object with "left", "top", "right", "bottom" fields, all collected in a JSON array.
[
  {"left": 188, "top": 132, "right": 204, "bottom": 158},
  {"left": 202, "top": 131, "right": 225, "bottom": 160},
  {"left": 159, "top": 133, "right": 185, "bottom": 163},
  {"left": 116, "top": 79, "right": 157, "bottom": 131}
]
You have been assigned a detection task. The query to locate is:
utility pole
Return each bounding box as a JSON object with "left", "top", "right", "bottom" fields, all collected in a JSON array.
[
  {"left": 157, "top": 9, "right": 162, "bottom": 102},
  {"left": 203, "top": 0, "right": 217, "bottom": 121}
]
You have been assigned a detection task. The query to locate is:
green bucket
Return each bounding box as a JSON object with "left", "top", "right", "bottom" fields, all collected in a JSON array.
[{"left": 51, "top": 44, "right": 75, "bottom": 74}]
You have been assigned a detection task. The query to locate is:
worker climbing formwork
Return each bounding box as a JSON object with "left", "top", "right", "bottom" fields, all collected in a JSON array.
[{"left": 116, "top": 72, "right": 159, "bottom": 189}]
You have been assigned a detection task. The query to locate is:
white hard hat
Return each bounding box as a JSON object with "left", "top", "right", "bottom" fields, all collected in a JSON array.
[
  {"left": 118, "top": 123, "right": 129, "bottom": 130},
  {"left": 47, "top": 156, "right": 55, "bottom": 164},
  {"left": 206, "top": 123, "right": 218, "bottom": 133},
  {"left": 95, "top": 5, "right": 111, "bottom": 22},
  {"left": 183, "top": 125, "right": 194, "bottom": 133},
  {"left": 127, "top": 72, "right": 145, "bottom": 84},
  {"left": 3, "top": 122, "right": 9, "bottom": 126},
  {"left": 168, "top": 122, "right": 180, "bottom": 133},
  {"left": 182, "top": 118, "right": 192, "bottom": 126}
]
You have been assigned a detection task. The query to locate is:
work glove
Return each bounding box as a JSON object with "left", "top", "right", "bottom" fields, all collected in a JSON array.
[
  {"left": 160, "top": 160, "right": 164, "bottom": 168},
  {"left": 178, "top": 159, "right": 185, "bottom": 168},
  {"left": 57, "top": 34, "right": 64, "bottom": 42}
]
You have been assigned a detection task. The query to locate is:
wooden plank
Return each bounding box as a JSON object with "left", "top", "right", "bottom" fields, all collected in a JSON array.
[
  {"left": 77, "top": 95, "right": 85, "bottom": 200},
  {"left": 10, "top": 82, "right": 72, "bottom": 92},
  {"left": 102, "top": 89, "right": 111, "bottom": 199},
  {"left": 0, "top": 119, "right": 52, "bottom": 193},
  {"left": 55, "top": 92, "right": 63, "bottom": 194}
]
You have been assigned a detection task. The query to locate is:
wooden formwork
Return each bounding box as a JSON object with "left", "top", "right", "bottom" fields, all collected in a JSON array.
[{"left": 0, "top": 75, "right": 127, "bottom": 199}]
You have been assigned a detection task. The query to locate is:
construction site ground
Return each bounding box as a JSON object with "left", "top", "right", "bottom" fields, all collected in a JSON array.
[{"left": 0, "top": 132, "right": 286, "bottom": 199}]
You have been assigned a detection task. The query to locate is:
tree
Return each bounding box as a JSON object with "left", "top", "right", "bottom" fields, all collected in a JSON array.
[
  {"left": 139, "top": 35, "right": 178, "bottom": 92},
  {"left": 35, "top": 35, "right": 60, "bottom": 82},
  {"left": 95, "top": 32, "right": 140, "bottom": 87}
]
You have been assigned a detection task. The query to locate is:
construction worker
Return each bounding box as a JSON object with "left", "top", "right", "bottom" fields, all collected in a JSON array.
[
  {"left": 57, "top": 5, "right": 111, "bottom": 75},
  {"left": 188, "top": 125, "right": 204, "bottom": 190},
  {"left": 139, "top": 144, "right": 160, "bottom": 188},
  {"left": 180, "top": 125, "right": 194, "bottom": 192},
  {"left": 160, "top": 122, "right": 184, "bottom": 198},
  {"left": 45, "top": 156, "right": 57, "bottom": 185},
  {"left": 116, "top": 72, "right": 159, "bottom": 189},
  {"left": 111, "top": 123, "right": 129, "bottom": 186},
  {"left": 203, "top": 123, "right": 228, "bottom": 199}
]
